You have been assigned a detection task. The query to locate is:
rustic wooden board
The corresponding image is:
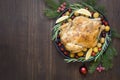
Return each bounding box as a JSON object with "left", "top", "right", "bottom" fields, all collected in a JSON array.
[{"left": 0, "top": 0, "right": 120, "bottom": 80}]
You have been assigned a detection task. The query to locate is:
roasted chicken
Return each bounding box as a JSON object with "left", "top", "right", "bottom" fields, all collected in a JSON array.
[{"left": 59, "top": 16, "right": 103, "bottom": 53}]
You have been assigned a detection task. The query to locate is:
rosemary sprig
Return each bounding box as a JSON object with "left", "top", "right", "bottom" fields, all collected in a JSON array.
[
  {"left": 64, "top": 57, "right": 85, "bottom": 63},
  {"left": 52, "top": 23, "right": 61, "bottom": 40},
  {"left": 80, "top": 2, "right": 96, "bottom": 12},
  {"left": 69, "top": 3, "right": 83, "bottom": 10},
  {"left": 81, "top": 0, "right": 97, "bottom": 7},
  {"left": 95, "top": 34, "right": 111, "bottom": 61}
]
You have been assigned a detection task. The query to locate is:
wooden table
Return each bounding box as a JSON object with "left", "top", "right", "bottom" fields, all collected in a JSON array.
[{"left": 0, "top": 0, "right": 120, "bottom": 80}]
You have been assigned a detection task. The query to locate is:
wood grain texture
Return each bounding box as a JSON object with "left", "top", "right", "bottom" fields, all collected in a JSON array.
[{"left": 0, "top": 0, "right": 120, "bottom": 80}]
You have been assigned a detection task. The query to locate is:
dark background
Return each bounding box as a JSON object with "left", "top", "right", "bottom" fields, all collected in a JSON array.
[{"left": 0, "top": 0, "right": 120, "bottom": 80}]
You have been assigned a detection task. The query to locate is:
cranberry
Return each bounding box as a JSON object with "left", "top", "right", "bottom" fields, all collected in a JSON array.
[
  {"left": 57, "top": 10, "right": 60, "bottom": 13},
  {"left": 64, "top": 51, "right": 68, "bottom": 55},
  {"left": 98, "top": 48, "right": 102, "bottom": 51},
  {"left": 63, "top": 2, "right": 66, "bottom": 6},
  {"left": 58, "top": 43, "right": 62, "bottom": 46},
  {"left": 104, "top": 21, "right": 108, "bottom": 26},
  {"left": 60, "top": 48, "right": 64, "bottom": 51},
  {"left": 75, "top": 56, "right": 79, "bottom": 59},
  {"left": 91, "top": 52, "right": 96, "bottom": 56}
]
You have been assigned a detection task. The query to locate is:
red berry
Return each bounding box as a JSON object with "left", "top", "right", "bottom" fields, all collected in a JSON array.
[
  {"left": 104, "top": 21, "right": 108, "bottom": 26},
  {"left": 63, "top": 2, "right": 66, "bottom": 6},
  {"left": 72, "top": 16, "right": 75, "bottom": 19},
  {"left": 80, "top": 67, "right": 87, "bottom": 75},
  {"left": 91, "top": 52, "right": 96, "bottom": 56},
  {"left": 58, "top": 43, "right": 62, "bottom": 46},
  {"left": 98, "top": 48, "right": 102, "bottom": 51},
  {"left": 102, "top": 20, "right": 107, "bottom": 25},
  {"left": 75, "top": 56, "right": 79, "bottom": 59},
  {"left": 57, "top": 10, "right": 60, "bottom": 12},
  {"left": 62, "top": 6, "right": 66, "bottom": 9},
  {"left": 58, "top": 7, "right": 61, "bottom": 10},
  {"left": 61, "top": 4, "right": 64, "bottom": 8},
  {"left": 60, "top": 48, "right": 64, "bottom": 51},
  {"left": 101, "top": 18, "right": 104, "bottom": 21},
  {"left": 91, "top": 12, "right": 94, "bottom": 16},
  {"left": 61, "top": 8, "right": 65, "bottom": 11},
  {"left": 96, "top": 67, "right": 99, "bottom": 70},
  {"left": 64, "top": 51, "right": 68, "bottom": 55}
]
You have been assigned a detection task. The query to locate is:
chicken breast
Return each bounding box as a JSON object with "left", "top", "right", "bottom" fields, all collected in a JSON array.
[{"left": 59, "top": 16, "right": 102, "bottom": 53}]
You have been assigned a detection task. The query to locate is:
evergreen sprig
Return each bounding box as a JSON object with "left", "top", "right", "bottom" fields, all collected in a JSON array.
[
  {"left": 81, "top": 0, "right": 97, "bottom": 7},
  {"left": 96, "top": 6, "right": 106, "bottom": 15},
  {"left": 102, "top": 44, "right": 117, "bottom": 70},
  {"left": 111, "top": 29, "right": 120, "bottom": 38},
  {"left": 59, "top": 0, "right": 69, "bottom": 4},
  {"left": 89, "top": 58, "right": 101, "bottom": 73},
  {"left": 44, "top": 9, "right": 59, "bottom": 19},
  {"left": 45, "top": 0, "right": 59, "bottom": 10}
]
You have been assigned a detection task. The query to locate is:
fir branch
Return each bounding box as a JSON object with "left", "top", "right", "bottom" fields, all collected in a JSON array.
[
  {"left": 89, "top": 58, "right": 101, "bottom": 74},
  {"left": 80, "top": 2, "right": 96, "bottom": 11},
  {"left": 59, "top": 0, "right": 69, "bottom": 5},
  {"left": 95, "top": 6, "right": 106, "bottom": 15},
  {"left": 45, "top": 0, "right": 59, "bottom": 10},
  {"left": 44, "top": 9, "right": 59, "bottom": 19},
  {"left": 81, "top": 0, "right": 97, "bottom": 7},
  {"left": 59, "top": 0, "right": 66, "bottom": 3},
  {"left": 111, "top": 29, "right": 120, "bottom": 38},
  {"left": 101, "top": 44, "right": 117, "bottom": 70}
]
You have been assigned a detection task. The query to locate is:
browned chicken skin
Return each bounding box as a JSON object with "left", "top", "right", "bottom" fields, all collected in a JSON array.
[{"left": 59, "top": 16, "right": 102, "bottom": 53}]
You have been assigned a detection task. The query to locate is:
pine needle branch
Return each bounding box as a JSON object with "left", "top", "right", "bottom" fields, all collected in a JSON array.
[
  {"left": 111, "top": 29, "right": 120, "bottom": 39},
  {"left": 101, "top": 44, "right": 117, "bottom": 70},
  {"left": 45, "top": 0, "right": 59, "bottom": 10},
  {"left": 88, "top": 58, "right": 101, "bottom": 74},
  {"left": 59, "top": 0, "right": 69, "bottom": 4},
  {"left": 81, "top": 0, "right": 97, "bottom": 7},
  {"left": 44, "top": 9, "right": 59, "bottom": 19},
  {"left": 95, "top": 5, "right": 106, "bottom": 15}
]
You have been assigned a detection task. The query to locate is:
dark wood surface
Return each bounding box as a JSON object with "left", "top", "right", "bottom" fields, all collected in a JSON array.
[{"left": 0, "top": 0, "right": 120, "bottom": 80}]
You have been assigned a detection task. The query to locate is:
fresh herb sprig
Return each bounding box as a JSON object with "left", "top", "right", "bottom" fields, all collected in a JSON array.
[{"left": 52, "top": 23, "right": 61, "bottom": 40}]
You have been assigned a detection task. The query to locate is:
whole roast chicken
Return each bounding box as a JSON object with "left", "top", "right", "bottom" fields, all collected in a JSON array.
[{"left": 59, "top": 16, "right": 103, "bottom": 53}]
